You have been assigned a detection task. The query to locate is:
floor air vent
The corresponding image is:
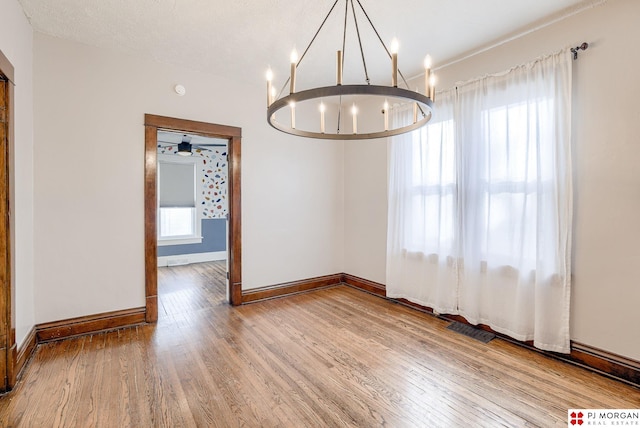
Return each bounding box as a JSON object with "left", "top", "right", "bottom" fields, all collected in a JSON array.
[{"left": 446, "top": 321, "right": 495, "bottom": 343}]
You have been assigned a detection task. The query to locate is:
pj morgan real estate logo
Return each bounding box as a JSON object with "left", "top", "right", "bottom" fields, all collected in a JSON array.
[{"left": 568, "top": 409, "right": 640, "bottom": 426}]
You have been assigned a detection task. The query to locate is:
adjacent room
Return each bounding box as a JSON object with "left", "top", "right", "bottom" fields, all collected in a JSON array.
[{"left": 1, "top": 0, "right": 639, "bottom": 425}]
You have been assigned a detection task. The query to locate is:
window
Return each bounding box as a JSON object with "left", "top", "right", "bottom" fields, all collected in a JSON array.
[
  {"left": 476, "top": 98, "right": 554, "bottom": 270},
  {"left": 159, "top": 207, "right": 197, "bottom": 237},
  {"left": 157, "top": 155, "right": 202, "bottom": 246},
  {"left": 407, "top": 118, "right": 456, "bottom": 255},
  {"left": 406, "top": 96, "right": 557, "bottom": 271},
  {"left": 387, "top": 50, "right": 573, "bottom": 353}
]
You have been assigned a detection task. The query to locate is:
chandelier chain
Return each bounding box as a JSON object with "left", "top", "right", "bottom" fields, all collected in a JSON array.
[
  {"left": 337, "top": 0, "right": 349, "bottom": 134},
  {"left": 350, "top": 0, "right": 371, "bottom": 85},
  {"left": 299, "top": 0, "right": 340, "bottom": 67},
  {"left": 353, "top": 0, "right": 413, "bottom": 91},
  {"left": 341, "top": 0, "right": 348, "bottom": 54},
  {"left": 276, "top": 0, "right": 340, "bottom": 100},
  {"left": 354, "top": 0, "right": 389, "bottom": 58}
]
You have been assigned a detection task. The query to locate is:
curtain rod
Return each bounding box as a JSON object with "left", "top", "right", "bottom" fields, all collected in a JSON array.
[{"left": 570, "top": 42, "right": 589, "bottom": 60}]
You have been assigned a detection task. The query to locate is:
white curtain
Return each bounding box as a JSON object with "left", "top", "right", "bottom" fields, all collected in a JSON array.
[
  {"left": 387, "top": 50, "right": 573, "bottom": 353},
  {"left": 387, "top": 89, "right": 460, "bottom": 315}
]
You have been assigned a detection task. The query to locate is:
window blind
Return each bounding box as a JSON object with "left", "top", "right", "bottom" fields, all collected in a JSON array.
[{"left": 158, "top": 161, "right": 196, "bottom": 207}]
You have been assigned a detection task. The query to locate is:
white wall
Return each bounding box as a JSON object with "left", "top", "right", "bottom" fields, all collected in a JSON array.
[
  {"left": 33, "top": 33, "right": 344, "bottom": 323},
  {"left": 0, "top": 0, "right": 36, "bottom": 349},
  {"left": 344, "top": 139, "right": 387, "bottom": 285},
  {"left": 344, "top": 0, "right": 640, "bottom": 361}
]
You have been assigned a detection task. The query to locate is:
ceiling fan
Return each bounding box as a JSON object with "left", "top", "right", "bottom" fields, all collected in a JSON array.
[
  {"left": 157, "top": 132, "right": 226, "bottom": 157},
  {"left": 175, "top": 135, "right": 195, "bottom": 157}
]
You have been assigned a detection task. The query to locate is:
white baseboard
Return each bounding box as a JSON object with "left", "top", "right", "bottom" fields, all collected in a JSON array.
[{"left": 157, "top": 251, "right": 226, "bottom": 267}]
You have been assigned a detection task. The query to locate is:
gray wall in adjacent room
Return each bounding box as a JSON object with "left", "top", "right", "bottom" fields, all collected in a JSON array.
[{"left": 158, "top": 218, "right": 226, "bottom": 256}]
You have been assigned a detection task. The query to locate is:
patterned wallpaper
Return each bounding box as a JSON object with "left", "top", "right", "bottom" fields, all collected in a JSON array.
[{"left": 157, "top": 145, "right": 228, "bottom": 219}]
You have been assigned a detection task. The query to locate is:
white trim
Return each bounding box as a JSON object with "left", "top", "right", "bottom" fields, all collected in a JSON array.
[
  {"left": 157, "top": 235, "right": 203, "bottom": 246},
  {"left": 157, "top": 251, "right": 226, "bottom": 267}
]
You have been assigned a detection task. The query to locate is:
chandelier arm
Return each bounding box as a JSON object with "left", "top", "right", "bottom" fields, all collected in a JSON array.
[
  {"left": 398, "top": 69, "right": 412, "bottom": 90},
  {"left": 397, "top": 67, "right": 428, "bottom": 122},
  {"left": 416, "top": 102, "right": 428, "bottom": 118},
  {"left": 277, "top": 79, "right": 290, "bottom": 100},
  {"left": 349, "top": 0, "right": 370, "bottom": 84}
]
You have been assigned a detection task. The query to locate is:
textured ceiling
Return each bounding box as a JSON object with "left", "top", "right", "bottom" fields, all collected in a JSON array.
[{"left": 19, "top": 0, "right": 596, "bottom": 87}]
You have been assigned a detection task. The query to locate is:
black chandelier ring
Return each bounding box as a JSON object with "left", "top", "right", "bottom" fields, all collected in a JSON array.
[{"left": 267, "top": 84, "right": 433, "bottom": 140}]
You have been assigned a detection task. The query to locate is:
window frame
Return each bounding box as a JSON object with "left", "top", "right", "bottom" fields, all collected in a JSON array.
[
  {"left": 407, "top": 94, "right": 556, "bottom": 270},
  {"left": 406, "top": 115, "right": 457, "bottom": 255},
  {"left": 473, "top": 97, "right": 554, "bottom": 269},
  {"left": 157, "top": 153, "right": 203, "bottom": 246}
]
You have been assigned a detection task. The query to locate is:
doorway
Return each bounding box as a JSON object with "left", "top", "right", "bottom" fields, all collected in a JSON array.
[
  {"left": 0, "top": 48, "right": 15, "bottom": 392},
  {"left": 144, "top": 114, "right": 242, "bottom": 323}
]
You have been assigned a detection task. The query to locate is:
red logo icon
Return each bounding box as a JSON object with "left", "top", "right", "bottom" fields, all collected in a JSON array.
[{"left": 570, "top": 411, "right": 584, "bottom": 425}]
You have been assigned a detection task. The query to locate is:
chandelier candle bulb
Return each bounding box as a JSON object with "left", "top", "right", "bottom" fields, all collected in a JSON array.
[
  {"left": 320, "top": 102, "right": 326, "bottom": 133},
  {"left": 266, "top": 68, "right": 273, "bottom": 107},
  {"left": 424, "top": 55, "right": 432, "bottom": 97},
  {"left": 413, "top": 103, "right": 418, "bottom": 124},
  {"left": 391, "top": 53, "right": 398, "bottom": 87},
  {"left": 290, "top": 50, "right": 298, "bottom": 94},
  {"left": 351, "top": 104, "right": 358, "bottom": 134},
  {"left": 391, "top": 39, "right": 399, "bottom": 87}
]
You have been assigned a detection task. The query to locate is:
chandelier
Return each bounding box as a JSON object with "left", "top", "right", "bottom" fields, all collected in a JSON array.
[{"left": 265, "top": 0, "right": 436, "bottom": 140}]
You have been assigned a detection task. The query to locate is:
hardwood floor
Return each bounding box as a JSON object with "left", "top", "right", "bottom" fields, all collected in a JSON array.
[{"left": 0, "top": 261, "right": 638, "bottom": 427}]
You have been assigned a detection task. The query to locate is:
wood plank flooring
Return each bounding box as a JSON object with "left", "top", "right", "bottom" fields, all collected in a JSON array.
[{"left": 0, "top": 261, "right": 638, "bottom": 427}]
